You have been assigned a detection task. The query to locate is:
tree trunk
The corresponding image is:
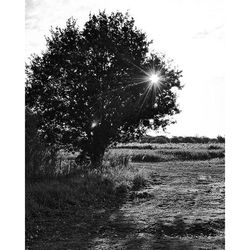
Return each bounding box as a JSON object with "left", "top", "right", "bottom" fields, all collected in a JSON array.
[
  {"left": 76, "top": 128, "right": 107, "bottom": 169},
  {"left": 90, "top": 147, "right": 105, "bottom": 169},
  {"left": 75, "top": 145, "right": 105, "bottom": 169}
]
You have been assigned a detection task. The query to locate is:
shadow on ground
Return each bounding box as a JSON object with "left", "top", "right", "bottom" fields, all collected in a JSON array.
[
  {"left": 27, "top": 194, "right": 199, "bottom": 249},
  {"left": 87, "top": 210, "right": 196, "bottom": 250}
]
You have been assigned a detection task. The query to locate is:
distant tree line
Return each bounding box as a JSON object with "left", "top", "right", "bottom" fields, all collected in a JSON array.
[{"left": 139, "top": 135, "right": 225, "bottom": 144}]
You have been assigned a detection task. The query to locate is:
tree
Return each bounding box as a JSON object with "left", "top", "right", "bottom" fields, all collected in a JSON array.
[
  {"left": 26, "top": 11, "right": 183, "bottom": 167},
  {"left": 217, "top": 135, "right": 225, "bottom": 143}
]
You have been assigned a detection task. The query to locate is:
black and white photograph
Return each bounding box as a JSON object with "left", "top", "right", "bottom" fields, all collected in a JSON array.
[{"left": 24, "top": 0, "right": 226, "bottom": 249}]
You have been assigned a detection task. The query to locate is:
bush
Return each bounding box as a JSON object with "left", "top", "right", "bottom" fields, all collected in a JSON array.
[
  {"left": 139, "top": 135, "right": 170, "bottom": 144},
  {"left": 217, "top": 136, "right": 225, "bottom": 143},
  {"left": 150, "top": 136, "right": 170, "bottom": 144},
  {"left": 25, "top": 108, "right": 58, "bottom": 179},
  {"left": 132, "top": 174, "right": 147, "bottom": 190},
  {"left": 26, "top": 109, "right": 87, "bottom": 180}
]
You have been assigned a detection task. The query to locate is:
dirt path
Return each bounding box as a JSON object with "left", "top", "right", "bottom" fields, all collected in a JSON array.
[
  {"left": 87, "top": 159, "right": 225, "bottom": 249},
  {"left": 30, "top": 159, "right": 224, "bottom": 249}
]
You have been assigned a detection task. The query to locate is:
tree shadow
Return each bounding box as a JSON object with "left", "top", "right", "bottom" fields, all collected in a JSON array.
[
  {"left": 86, "top": 212, "right": 195, "bottom": 250},
  {"left": 94, "top": 213, "right": 223, "bottom": 250},
  {"left": 28, "top": 203, "right": 196, "bottom": 249}
]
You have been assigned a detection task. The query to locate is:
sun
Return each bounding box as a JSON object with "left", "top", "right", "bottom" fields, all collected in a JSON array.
[{"left": 149, "top": 74, "right": 160, "bottom": 84}]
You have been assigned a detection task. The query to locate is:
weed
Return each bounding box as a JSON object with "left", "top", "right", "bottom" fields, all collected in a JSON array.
[{"left": 132, "top": 174, "right": 147, "bottom": 190}]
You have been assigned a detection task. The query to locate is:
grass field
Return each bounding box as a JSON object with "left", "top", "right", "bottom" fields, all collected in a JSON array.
[
  {"left": 108, "top": 142, "right": 224, "bottom": 163},
  {"left": 26, "top": 143, "right": 225, "bottom": 249}
]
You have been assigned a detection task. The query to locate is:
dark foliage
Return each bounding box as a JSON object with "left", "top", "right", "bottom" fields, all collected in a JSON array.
[
  {"left": 217, "top": 135, "right": 225, "bottom": 143},
  {"left": 25, "top": 108, "right": 58, "bottom": 179},
  {"left": 25, "top": 11, "right": 182, "bottom": 167}
]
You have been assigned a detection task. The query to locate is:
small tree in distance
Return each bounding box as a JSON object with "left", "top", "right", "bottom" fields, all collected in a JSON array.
[{"left": 26, "top": 11, "right": 183, "bottom": 167}]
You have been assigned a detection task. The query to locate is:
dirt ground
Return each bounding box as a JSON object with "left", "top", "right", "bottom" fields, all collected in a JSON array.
[{"left": 28, "top": 157, "right": 224, "bottom": 250}]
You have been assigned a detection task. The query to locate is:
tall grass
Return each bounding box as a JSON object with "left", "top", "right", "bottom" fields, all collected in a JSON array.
[
  {"left": 158, "top": 149, "right": 225, "bottom": 161},
  {"left": 26, "top": 154, "right": 148, "bottom": 244},
  {"left": 26, "top": 154, "right": 148, "bottom": 220},
  {"left": 108, "top": 146, "right": 225, "bottom": 163}
]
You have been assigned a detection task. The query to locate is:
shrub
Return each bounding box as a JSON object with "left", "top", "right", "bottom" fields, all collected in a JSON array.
[
  {"left": 132, "top": 174, "right": 147, "bottom": 190},
  {"left": 217, "top": 136, "right": 225, "bottom": 143},
  {"left": 26, "top": 108, "right": 58, "bottom": 179},
  {"left": 150, "top": 136, "right": 170, "bottom": 144}
]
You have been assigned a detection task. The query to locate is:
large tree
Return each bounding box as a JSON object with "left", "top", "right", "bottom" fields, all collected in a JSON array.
[{"left": 25, "top": 11, "right": 182, "bottom": 167}]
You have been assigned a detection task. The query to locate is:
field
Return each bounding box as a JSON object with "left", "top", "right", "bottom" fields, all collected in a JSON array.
[{"left": 26, "top": 143, "right": 225, "bottom": 249}]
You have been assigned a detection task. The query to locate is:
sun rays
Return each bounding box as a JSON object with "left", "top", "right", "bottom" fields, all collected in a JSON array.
[
  {"left": 130, "top": 65, "right": 165, "bottom": 113},
  {"left": 149, "top": 74, "right": 160, "bottom": 84},
  {"left": 89, "top": 59, "right": 166, "bottom": 126}
]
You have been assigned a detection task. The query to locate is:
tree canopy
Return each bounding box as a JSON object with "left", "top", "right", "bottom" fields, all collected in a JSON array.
[{"left": 25, "top": 11, "right": 183, "bottom": 166}]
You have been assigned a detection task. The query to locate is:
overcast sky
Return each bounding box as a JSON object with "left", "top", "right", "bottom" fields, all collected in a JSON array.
[{"left": 25, "top": 0, "right": 224, "bottom": 138}]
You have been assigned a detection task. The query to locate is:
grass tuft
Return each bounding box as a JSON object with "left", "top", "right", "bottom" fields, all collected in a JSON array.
[{"left": 132, "top": 174, "right": 148, "bottom": 190}]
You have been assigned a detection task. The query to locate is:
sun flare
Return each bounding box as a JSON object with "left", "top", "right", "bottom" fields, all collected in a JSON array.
[{"left": 149, "top": 74, "right": 160, "bottom": 84}]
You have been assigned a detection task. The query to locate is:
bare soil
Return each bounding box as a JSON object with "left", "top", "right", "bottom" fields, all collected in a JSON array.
[{"left": 27, "top": 158, "right": 224, "bottom": 249}]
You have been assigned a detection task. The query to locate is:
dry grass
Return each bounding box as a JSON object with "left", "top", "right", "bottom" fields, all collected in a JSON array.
[{"left": 108, "top": 143, "right": 225, "bottom": 163}]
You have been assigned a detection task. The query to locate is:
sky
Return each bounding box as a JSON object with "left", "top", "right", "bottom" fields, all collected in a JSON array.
[{"left": 25, "top": 0, "right": 225, "bottom": 138}]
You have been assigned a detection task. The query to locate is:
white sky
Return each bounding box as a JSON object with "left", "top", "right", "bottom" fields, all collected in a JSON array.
[{"left": 25, "top": 0, "right": 225, "bottom": 138}]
